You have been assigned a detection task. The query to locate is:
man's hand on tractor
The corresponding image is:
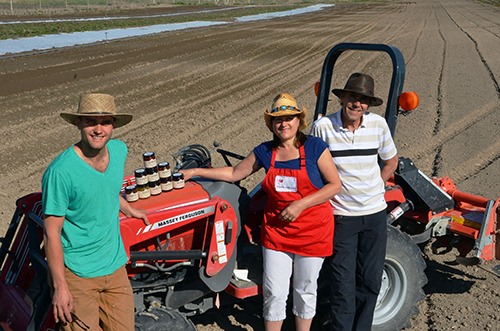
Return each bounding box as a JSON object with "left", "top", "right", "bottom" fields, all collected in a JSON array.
[
  {"left": 128, "top": 206, "right": 149, "bottom": 225},
  {"left": 120, "top": 195, "right": 150, "bottom": 225}
]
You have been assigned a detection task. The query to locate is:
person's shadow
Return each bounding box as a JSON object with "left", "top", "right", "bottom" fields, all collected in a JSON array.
[{"left": 189, "top": 294, "right": 265, "bottom": 330}]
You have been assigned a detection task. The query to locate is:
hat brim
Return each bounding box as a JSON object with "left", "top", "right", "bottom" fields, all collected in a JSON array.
[
  {"left": 264, "top": 107, "right": 307, "bottom": 131},
  {"left": 332, "top": 88, "right": 383, "bottom": 107},
  {"left": 60, "top": 113, "right": 133, "bottom": 128}
]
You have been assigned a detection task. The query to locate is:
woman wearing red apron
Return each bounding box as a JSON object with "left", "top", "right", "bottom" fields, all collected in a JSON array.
[{"left": 181, "top": 93, "right": 341, "bottom": 331}]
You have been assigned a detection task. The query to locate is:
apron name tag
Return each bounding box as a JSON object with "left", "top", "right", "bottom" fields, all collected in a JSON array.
[{"left": 275, "top": 175, "right": 297, "bottom": 192}]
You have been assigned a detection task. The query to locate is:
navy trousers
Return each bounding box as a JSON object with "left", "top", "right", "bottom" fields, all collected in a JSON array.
[{"left": 327, "top": 210, "right": 387, "bottom": 331}]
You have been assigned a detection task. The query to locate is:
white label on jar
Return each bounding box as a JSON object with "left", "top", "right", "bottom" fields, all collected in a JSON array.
[
  {"left": 173, "top": 179, "right": 185, "bottom": 189},
  {"left": 126, "top": 192, "right": 139, "bottom": 202},
  {"left": 161, "top": 181, "right": 173, "bottom": 191},
  {"left": 135, "top": 176, "right": 148, "bottom": 185},
  {"left": 150, "top": 185, "right": 161, "bottom": 195},
  {"left": 148, "top": 172, "right": 160, "bottom": 182},
  {"left": 138, "top": 189, "right": 150, "bottom": 199},
  {"left": 159, "top": 169, "right": 172, "bottom": 178},
  {"left": 144, "top": 159, "right": 157, "bottom": 168}
]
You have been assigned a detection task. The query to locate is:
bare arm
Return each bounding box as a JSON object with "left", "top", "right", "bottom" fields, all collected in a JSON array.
[
  {"left": 281, "top": 149, "right": 342, "bottom": 222},
  {"left": 43, "top": 215, "right": 73, "bottom": 324},
  {"left": 180, "top": 151, "right": 261, "bottom": 182},
  {"left": 381, "top": 154, "right": 399, "bottom": 182},
  {"left": 120, "top": 195, "right": 149, "bottom": 225}
]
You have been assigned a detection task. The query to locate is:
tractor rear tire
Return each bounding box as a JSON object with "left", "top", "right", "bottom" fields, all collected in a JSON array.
[
  {"left": 135, "top": 307, "right": 196, "bottom": 331},
  {"left": 372, "top": 225, "right": 428, "bottom": 331}
]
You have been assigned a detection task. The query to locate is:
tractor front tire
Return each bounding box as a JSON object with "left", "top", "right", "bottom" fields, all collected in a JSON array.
[
  {"left": 135, "top": 307, "right": 196, "bottom": 331},
  {"left": 372, "top": 225, "right": 427, "bottom": 331}
]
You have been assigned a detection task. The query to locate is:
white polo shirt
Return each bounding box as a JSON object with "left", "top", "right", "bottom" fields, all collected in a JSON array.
[{"left": 311, "top": 110, "right": 397, "bottom": 216}]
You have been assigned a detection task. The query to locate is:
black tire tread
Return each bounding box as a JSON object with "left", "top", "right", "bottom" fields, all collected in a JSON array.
[{"left": 373, "top": 226, "right": 428, "bottom": 331}]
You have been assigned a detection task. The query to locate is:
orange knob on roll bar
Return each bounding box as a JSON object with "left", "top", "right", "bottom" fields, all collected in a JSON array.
[{"left": 399, "top": 91, "right": 419, "bottom": 111}]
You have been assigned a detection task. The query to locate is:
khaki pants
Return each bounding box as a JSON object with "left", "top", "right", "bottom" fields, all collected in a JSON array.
[{"left": 58, "top": 266, "right": 134, "bottom": 331}]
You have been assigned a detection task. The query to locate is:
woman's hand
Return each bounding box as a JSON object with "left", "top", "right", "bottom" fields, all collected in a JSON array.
[
  {"left": 179, "top": 168, "right": 196, "bottom": 181},
  {"left": 280, "top": 200, "right": 305, "bottom": 222}
]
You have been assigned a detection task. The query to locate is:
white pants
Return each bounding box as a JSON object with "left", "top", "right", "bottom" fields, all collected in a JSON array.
[{"left": 262, "top": 247, "right": 324, "bottom": 321}]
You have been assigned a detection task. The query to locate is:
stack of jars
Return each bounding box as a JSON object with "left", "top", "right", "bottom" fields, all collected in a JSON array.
[{"left": 124, "top": 151, "right": 185, "bottom": 203}]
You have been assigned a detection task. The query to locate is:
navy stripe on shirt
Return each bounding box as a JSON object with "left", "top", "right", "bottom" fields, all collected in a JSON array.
[{"left": 330, "top": 148, "right": 378, "bottom": 157}]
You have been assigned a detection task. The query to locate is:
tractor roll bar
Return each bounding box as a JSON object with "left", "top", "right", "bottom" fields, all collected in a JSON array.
[{"left": 314, "top": 42, "right": 406, "bottom": 137}]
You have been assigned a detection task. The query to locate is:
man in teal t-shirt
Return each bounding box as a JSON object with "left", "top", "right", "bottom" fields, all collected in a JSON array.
[{"left": 42, "top": 93, "right": 149, "bottom": 330}]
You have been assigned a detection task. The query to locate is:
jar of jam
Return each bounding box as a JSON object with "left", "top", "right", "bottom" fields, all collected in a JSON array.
[
  {"left": 125, "top": 185, "right": 139, "bottom": 202},
  {"left": 134, "top": 168, "right": 148, "bottom": 185},
  {"left": 137, "top": 183, "right": 150, "bottom": 199},
  {"left": 145, "top": 166, "right": 159, "bottom": 182},
  {"left": 143, "top": 152, "right": 157, "bottom": 168},
  {"left": 160, "top": 176, "right": 173, "bottom": 191},
  {"left": 172, "top": 172, "right": 185, "bottom": 189},
  {"left": 149, "top": 180, "right": 162, "bottom": 196},
  {"left": 158, "top": 161, "right": 171, "bottom": 178}
]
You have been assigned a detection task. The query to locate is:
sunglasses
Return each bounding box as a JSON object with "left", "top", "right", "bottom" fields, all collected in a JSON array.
[
  {"left": 344, "top": 92, "right": 372, "bottom": 105},
  {"left": 271, "top": 105, "right": 299, "bottom": 113},
  {"left": 273, "top": 115, "right": 298, "bottom": 123}
]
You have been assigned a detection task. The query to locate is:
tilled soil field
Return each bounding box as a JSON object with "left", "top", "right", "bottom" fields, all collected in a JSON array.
[{"left": 0, "top": 0, "right": 498, "bottom": 330}]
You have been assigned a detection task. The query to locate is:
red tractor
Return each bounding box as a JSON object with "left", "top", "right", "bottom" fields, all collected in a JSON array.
[{"left": 0, "top": 43, "right": 498, "bottom": 331}]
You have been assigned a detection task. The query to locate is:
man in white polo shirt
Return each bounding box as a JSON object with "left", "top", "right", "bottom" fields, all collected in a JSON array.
[{"left": 311, "top": 73, "right": 398, "bottom": 331}]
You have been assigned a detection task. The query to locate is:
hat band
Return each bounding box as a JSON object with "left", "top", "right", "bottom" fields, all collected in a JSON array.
[
  {"left": 271, "top": 105, "right": 300, "bottom": 113},
  {"left": 77, "top": 111, "right": 115, "bottom": 116}
]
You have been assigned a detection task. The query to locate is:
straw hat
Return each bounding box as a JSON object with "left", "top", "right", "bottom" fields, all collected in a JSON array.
[
  {"left": 332, "top": 73, "right": 383, "bottom": 107},
  {"left": 60, "top": 93, "right": 133, "bottom": 128},
  {"left": 264, "top": 93, "right": 307, "bottom": 131}
]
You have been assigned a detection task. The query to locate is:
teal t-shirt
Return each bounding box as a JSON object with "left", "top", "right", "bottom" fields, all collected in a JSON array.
[{"left": 42, "top": 139, "right": 128, "bottom": 278}]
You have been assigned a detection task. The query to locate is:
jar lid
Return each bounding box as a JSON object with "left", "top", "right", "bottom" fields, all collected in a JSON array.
[
  {"left": 145, "top": 166, "right": 158, "bottom": 174},
  {"left": 160, "top": 176, "right": 172, "bottom": 182},
  {"left": 143, "top": 152, "right": 155, "bottom": 158},
  {"left": 125, "top": 185, "right": 137, "bottom": 192},
  {"left": 158, "top": 161, "right": 170, "bottom": 168},
  {"left": 172, "top": 173, "right": 184, "bottom": 180},
  {"left": 134, "top": 168, "right": 146, "bottom": 175},
  {"left": 148, "top": 180, "right": 161, "bottom": 187}
]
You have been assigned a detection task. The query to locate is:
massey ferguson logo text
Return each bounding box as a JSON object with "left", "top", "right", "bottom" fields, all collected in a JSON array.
[
  {"left": 138, "top": 206, "right": 216, "bottom": 235},
  {"left": 157, "top": 209, "right": 206, "bottom": 227}
]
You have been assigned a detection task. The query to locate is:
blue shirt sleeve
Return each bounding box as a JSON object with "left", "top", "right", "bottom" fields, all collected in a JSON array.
[{"left": 253, "top": 141, "right": 274, "bottom": 171}]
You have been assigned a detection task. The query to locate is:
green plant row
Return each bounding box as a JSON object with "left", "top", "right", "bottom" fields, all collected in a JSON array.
[{"left": 0, "top": 4, "right": 311, "bottom": 39}]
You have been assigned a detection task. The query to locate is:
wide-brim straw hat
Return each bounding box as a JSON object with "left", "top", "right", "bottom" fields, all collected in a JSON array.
[
  {"left": 60, "top": 93, "right": 133, "bottom": 128},
  {"left": 332, "top": 73, "right": 383, "bottom": 107},
  {"left": 264, "top": 93, "right": 307, "bottom": 131}
]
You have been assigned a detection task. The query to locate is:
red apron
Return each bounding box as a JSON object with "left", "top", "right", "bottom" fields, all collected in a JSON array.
[{"left": 261, "top": 145, "right": 334, "bottom": 257}]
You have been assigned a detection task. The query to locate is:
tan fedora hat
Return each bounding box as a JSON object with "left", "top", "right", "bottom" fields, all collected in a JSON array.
[
  {"left": 60, "top": 93, "right": 133, "bottom": 128},
  {"left": 332, "top": 73, "right": 383, "bottom": 107},
  {"left": 264, "top": 93, "right": 307, "bottom": 131}
]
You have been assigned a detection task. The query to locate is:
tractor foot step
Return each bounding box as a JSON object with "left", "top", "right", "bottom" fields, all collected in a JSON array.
[{"left": 225, "top": 277, "right": 260, "bottom": 299}]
